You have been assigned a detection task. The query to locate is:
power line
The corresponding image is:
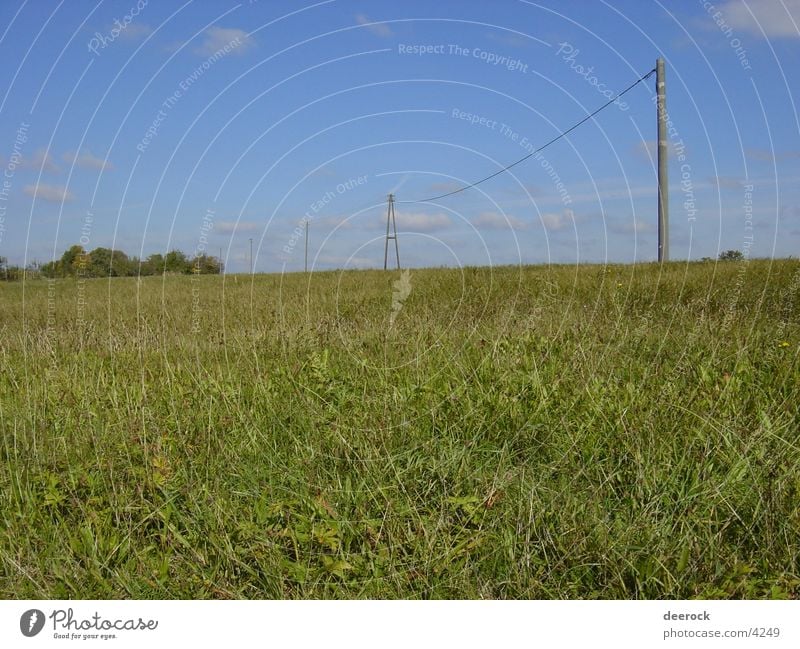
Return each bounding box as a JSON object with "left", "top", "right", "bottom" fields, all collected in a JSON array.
[{"left": 398, "top": 67, "right": 656, "bottom": 204}]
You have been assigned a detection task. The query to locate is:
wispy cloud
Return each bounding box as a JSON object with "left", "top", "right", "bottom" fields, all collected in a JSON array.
[
  {"left": 717, "top": 0, "right": 800, "bottom": 38},
  {"left": 708, "top": 175, "right": 744, "bottom": 190},
  {"left": 426, "top": 181, "right": 462, "bottom": 194},
  {"left": 355, "top": 13, "right": 393, "bottom": 38},
  {"left": 499, "top": 182, "right": 542, "bottom": 199},
  {"left": 608, "top": 218, "right": 654, "bottom": 234},
  {"left": 195, "top": 27, "right": 255, "bottom": 57},
  {"left": 23, "top": 183, "right": 75, "bottom": 203},
  {"left": 780, "top": 204, "right": 800, "bottom": 221},
  {"left": 472, "top": 211, "right": 528, "bottom": 230},
  {"left": 746, "top": 147, "right": 800, "bottom": 162},
  {"left": 215, "top": 220, "right": 260, "bottom": 234},
  {"left": 310, "top": 165, "right": 337, "bottom": 178},
  {"left": 539, "top": 209, "right": 575, "bottom": 231},
  {"left": 19, "top": 148, "right": 60, "bottom": 173},
  {"left": 62, "top": 150, "right": 114, "bottom": 171},
  {"left": 486, "top": 31, "right": 530, "bottom": 48},
  {"left": 394, "top": 211, "right": 451, "bottom": 231},
  {"left": 114, "top": 22, "right": 152, "bottom": 41},
  {"left": 28, "top": 149, "right": 61, "bottom": 174},
  {"left": 307, "top": 214, "right": 350, "bottom": 230}
]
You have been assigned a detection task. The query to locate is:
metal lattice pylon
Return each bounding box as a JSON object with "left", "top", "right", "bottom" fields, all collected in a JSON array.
[{"left": 383, "top": 193, "right": 400, "bottom": 270}]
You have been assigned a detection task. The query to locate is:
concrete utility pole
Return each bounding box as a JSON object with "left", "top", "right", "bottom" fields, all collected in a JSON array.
[
  {"left": 383, "top": 193, "right": 400, "bottom": 270},
  {"left": 657, "top": 57, "right": 669, "bottom": 263}
]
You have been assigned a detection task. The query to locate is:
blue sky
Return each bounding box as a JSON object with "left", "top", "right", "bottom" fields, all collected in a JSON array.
[{"left": 0, "top": 0, "right": 798, "bottom": 273}]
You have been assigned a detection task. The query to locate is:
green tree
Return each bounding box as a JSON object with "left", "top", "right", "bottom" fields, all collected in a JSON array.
[
  {"left": 39, "top": 260, "right": 61, "bottom": 278},
  {"left": 719, "top": 250, "right": 744, "bottom": 261},
  {"left": 86, "top": 248, "right": 135, "bottom": 277},
  {"left": 109, "top": 249, "right": 132, "bottom": 276},
  {"left": 4, "top": 264, "right": 22, "bottom": 281},
  {"left": 60, "top": 245, "right": 85, "bottom": 276},
  {"left": 86, "top": 248, "right": 111, "bottom": 276},
  {"left": 164, "top": 250, "right": 190, "bottom": 274},
  {"left": 142, "top": 253, "right": 165, "bottom": 276},
  {"left": 190, "top": 254, "right": 222, "bottom": 275}
]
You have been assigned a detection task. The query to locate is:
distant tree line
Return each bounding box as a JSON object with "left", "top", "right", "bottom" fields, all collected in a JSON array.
[
  {"left": 0, "top": 245, "right": 222, "bottom": 281},
  {"left": 0, "top": 256, "right": 25, "bottom": 281}
]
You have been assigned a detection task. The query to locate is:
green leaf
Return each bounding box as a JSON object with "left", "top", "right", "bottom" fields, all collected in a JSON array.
[{"left": 322, "top": 555, "right": 352, "bottom": 578}]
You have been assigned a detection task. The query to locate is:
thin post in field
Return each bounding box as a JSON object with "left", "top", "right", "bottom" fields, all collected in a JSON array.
[
  {"left": 384, "top": 193, "right": 400, "bottom": 270},
  {"left": 657, "top": 57, "right": 669, "bottom": 263}
]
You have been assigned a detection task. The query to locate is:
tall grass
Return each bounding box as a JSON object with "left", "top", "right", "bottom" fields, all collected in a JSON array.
[{"left": 0, "top": 259, "right": 798, "bottom": 598}]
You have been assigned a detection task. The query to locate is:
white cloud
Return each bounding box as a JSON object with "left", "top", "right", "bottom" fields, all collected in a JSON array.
[
  {"left": 62, "top": 150, "right": 114, "bottom": 171},
  {"left": 746, "top": 147, "right": 800, "bottom": 162},
  {"left": 195, "top": 27, "right": 254, "bottom": 57},
  {"left": 540, "top": 209, "right": 575, "bottom": 231},
  {"left": 394, "top": 211, "right": 451, "bottom": 231},
  {"left": 310, "top": 165, "right": 337, "bottom": 178},
  {"left": 355, "top": 13, "right": 393, "bottom": 38},
  {"left": 115, "top": 22, "right": 152, "bottom": 41},
  {"left": 23, "top": 183, "right": 75, "bottom": 202},
  {"left": 486, "top": 31, "right": 530, "bottom": 48},
  {"left": 215, "top": 220, "right": 260, "bottom": 234},
  {"left": 427, "top": 181, "right": 462, "bottom": 194},
  {"left": 718, "top": 0, "right": 800, "bottom": 38},
  {"left": 708, "top": 175, "right": 744, "bottom": 190},
  {"left": 314, "top": 214, "right": 357, "bottom": 230},
  {"left": 20, "top": 148, "right": 60, "bottom": 173},
  {"left": 634, "top": 140, "right": 657, "bottom": 161},
  {"left": 608, "top": 219, "right": 654, "bottom": 234},
  {"left": 472, "top": 211, "right": 528, "bottom": 230}
]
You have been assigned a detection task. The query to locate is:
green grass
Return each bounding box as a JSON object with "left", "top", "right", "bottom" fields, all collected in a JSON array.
[{"left": 1, "top": 259, "right": 798, "bottom": 598}]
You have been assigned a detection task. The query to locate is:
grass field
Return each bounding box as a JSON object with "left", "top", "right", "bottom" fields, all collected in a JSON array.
[{"left": 1, "top": 259, "right": 799, "bottom": 599}]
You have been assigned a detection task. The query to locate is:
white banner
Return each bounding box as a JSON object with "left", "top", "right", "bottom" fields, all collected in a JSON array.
[{"left": 1, "top": 600, "right": 797, "bottom": 648}]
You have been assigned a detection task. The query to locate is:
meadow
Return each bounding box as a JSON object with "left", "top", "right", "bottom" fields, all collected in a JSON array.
[{"left": 1, "top": 259, "right": 798, "bottom": 599}]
